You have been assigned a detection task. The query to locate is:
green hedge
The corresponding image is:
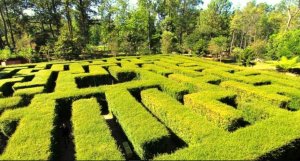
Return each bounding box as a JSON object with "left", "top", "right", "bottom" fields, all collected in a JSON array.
[
  {"left": 106, "top": 89, "right": 170, "bottom": 159},
  {"left": 168, "top": 74, "right": 220, "bottom": 91},
  {"left": 154, "top": 61, "right": 203, "bottom": 77},
  {"left": 221, "top": 81, "right": 290, "bottom": 108},
  {"left": 257, "top": 84, "right": 300, "bottom": 111},
  {"left": 69, "top": 63, "right": 85, "bottom": 74},
  {"left": 184, "top": 91, "right": 243, "bottom": 131},
  {"left": 14, "top": 69, "right": 33, "bottom": 77},
  {"left": 142, "top": 64, "right": 173, "bottom": 76},
  {"left": 55, "top": 72, "right": 77, "bottom": 92},
  {"left": 204, "top": 69, "right": 272, "bottom": 86},
  {"left": 14, "top": 86, "right": 44, "bottom": 96},
  {"left": 0, "top": 96, "right": 22, "bottom": 113},
  {"left": 13, "top": 70, "right": 52, "bottom": 90},
  {"left": 108, "top": 66, "right": 137, "bottom": 82},
  {"left": 0, "top": 95, "right": 55, "bottom": 160},
  {"left": 138, "top": 70, "right": 190, "bottom": 101},
  {"left": 141, "top": 88, "right": 225, "bottom": 145},
  {"left": 50, "top": 64, "right": 64, "bottom": 71},
  {"left": 72, "top": 98, "right": 123, "bottom": 160},
  {"left": 155, "top": 112, "right": 300, "bottom": 160}
]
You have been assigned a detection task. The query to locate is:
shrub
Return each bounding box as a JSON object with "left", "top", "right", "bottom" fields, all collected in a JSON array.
[
  {"left": 208, "top": 36, "right": 228, "bottom": 62},
  {"left": 0, "top": 47, "right": 11, "bottom": 61},
  {"left": 72, "top": 98, "right": 123, "bottom": 160},
  {"left": 69, "top": 63, "right": 85, "bottom": 74},
  {"left": 221, "top": 81, "right": 290, "bottom": 108},
  {"left": 276, "top": 56, "right": 299, "bottom": 72},
  {"left": 141, "top": 88, "right": 225, "bottom": 144},
  {"left": 17, "top": 48, "right": 33, "bottom": 63},
  {"left": 106, "top": 89, "right": 170, "bottom": 159},
  {"left": 184, "top": 91, "right": 243, "bottom": 131},
  {"left": 108, "top": 66, "right": 137, "bottom": 82},
  {"left": 0, "top": 96, "right": 22, "bottom": 113},
  {"left": 13, "top": 70, "right": 52, "bottom": 90}
]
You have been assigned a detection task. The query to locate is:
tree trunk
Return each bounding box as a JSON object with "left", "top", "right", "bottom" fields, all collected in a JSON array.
[
  {"left": 49, "top": 23, "right": 55, "bottom": 38},
  {"left": 230, "top": 31, "right": 235, "bottom": 54},
  {"left": 147, "top": 2, "right": 151, "bottom": 53},
  {"left": 286, "top": 9, "right": 292, "bottom": 31},
  {"left": 240, "top": 32, "right": 244, "bottom": 48},
  {"left": 0, "top": 34, "right": 4, "bottom": 49},
  {"left": 244, "top": 35, "right": 247, "bottom": 49},
  {"left": 51, "top": 0, "right": 60, "bottom": 33},
  {"left": 3, "top": 0, "right": 15, "bottom": 48},
  {"left": 78, "top": 0, "right": 89, "bottom": 43},
  {"left": 0, "top": 7, "right": 9, "bottom": 47},
  {"left": 65, "top": 0, "right": 73, "bottom": 38}
]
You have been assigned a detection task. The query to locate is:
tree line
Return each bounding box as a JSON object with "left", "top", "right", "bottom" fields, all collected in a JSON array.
[{"left": 0, "top": 0, "right": 300, "bottom": 64}]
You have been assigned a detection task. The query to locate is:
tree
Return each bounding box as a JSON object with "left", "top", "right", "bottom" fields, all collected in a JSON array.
[
  {"left": 248, "top": 39, "right": 267, "bottom": 59},
  {"left": 198, "top": 0, "right": 232, "bottom": 38},
  {"left": 54, "top": 24, "right": 84, "bottom": 60},
  {"left": 161, "top": 31, "right": 176, "bottom": 54},
  {"left": 283, "top": 0, "right": 300, "bottom": 30},
  {"left": 267, "top": 29, "right": 300, "bottom": 59},
  {"left": 208, "top": 36, "right": 228, "bottom": 62}
]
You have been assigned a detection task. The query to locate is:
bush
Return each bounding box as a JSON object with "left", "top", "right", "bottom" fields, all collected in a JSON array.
[
  {"left": 72, "top": 98, "right": 123, "bottom": 160},
  {"left": 106, "top": 89, "right": 170, "bottom": 159},
  {"left": 267, "top": 29, "right": 300, "bottom": 59},
  {"left": 17, "top": 48, "right": 33, "bottom": 63},
  {"left": 141, "top": 88, "right": 225, "bottom": 144},
  {"left": 161, "top": 31, "right": 176, "bottom": 54},
  {"left": 184, "top": 91, "right": 243, "bottom": 131},
  {"left": 276, "top": 56, "right": 299, "bottom": 72},
  {"left": 0, "top": 47, "right": 11, "bottom": 61},
  {"left": 208, "top": 36, "right": 228, "bottom": 61}
]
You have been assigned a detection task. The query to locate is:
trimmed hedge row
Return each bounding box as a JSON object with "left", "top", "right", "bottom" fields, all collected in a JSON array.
[
  {"left": 142, "top": 64, "right": 173, "bottom": 76},
  {"left": 72, "top": 98, "right": 124, "bottom": 160},
  {"left": 0, "top": 96, "right": 22, "bottom": 113},
  {"left": 0, "top": 94, "right": 55, "bottom": 160},
  {"left": 237, "top": 98, "right": 288, "bottom": 124},
  {"left": 121, "top": 60, "right": 139, "bottom": 68},
  {"left": 55, "top": 72, "right": 77, "bottom": 92},
  {"left": 50, "top": 64, "right": 64, "bottom": 71},
  {"left": 14, "top": 86, "right": 44, "bottom": 96},
  {"left": 184, "top": 91, "right": 243, "bottom": 131},
  {"left": 168, "top": 74, "right": 221, "bottom": 91},
  {"left": 221, "top": 81, "right": 290, "bottom": 108},
  {"left": 138, "top": 70, "right": 190, "bottom": 101},
  {"left": 257, "top": 84, "right": 300, "bottom": 111},
  {"left": 69, "top": 63, "right": 85, "bottom": 74},
  {"left": 13, "top": 70, "right": 52, "bottom": 90},
  {"left": 14, "top": 69, "right": 33, "bottom": 77},
  {"left": 88, "top": 65, "right": 109, "bottom": 75},
  {"left": 108, "top": 66, "right": 137, "bottom": 82},
  {"left": 106, "top": 89, "right": 170, "bottom": 159},
  {"left": 154, "top": 61, "right": 203, "bottom": 77},
  {"left": 155, "top": 112, "right": 300, "bottom": 160},
  {"left": 0, "top": 77, "right": 23, "bottom": 89},
  {"left": 204, "top": 69, "right": 272, "bottom": 86},
  {"left": 34, "top": 63, "right": 47, "bottom": 69},
  {"left": 141, "top": 88, "right": 225, "bottom": 145}
]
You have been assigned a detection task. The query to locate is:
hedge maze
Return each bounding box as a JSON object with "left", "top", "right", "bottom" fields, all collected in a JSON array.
[{"left": 0, "top": 55, "right": 300, "bottom": 160}]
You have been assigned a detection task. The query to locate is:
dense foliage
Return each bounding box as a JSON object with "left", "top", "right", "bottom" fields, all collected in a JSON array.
[{"left": 0, "top": 0, "right": 300, "bottom": 63}]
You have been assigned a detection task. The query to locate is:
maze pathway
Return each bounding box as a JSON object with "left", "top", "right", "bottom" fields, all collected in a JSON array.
[{"left": 0, "top": 55, "right": 300, "bottom": 160}]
